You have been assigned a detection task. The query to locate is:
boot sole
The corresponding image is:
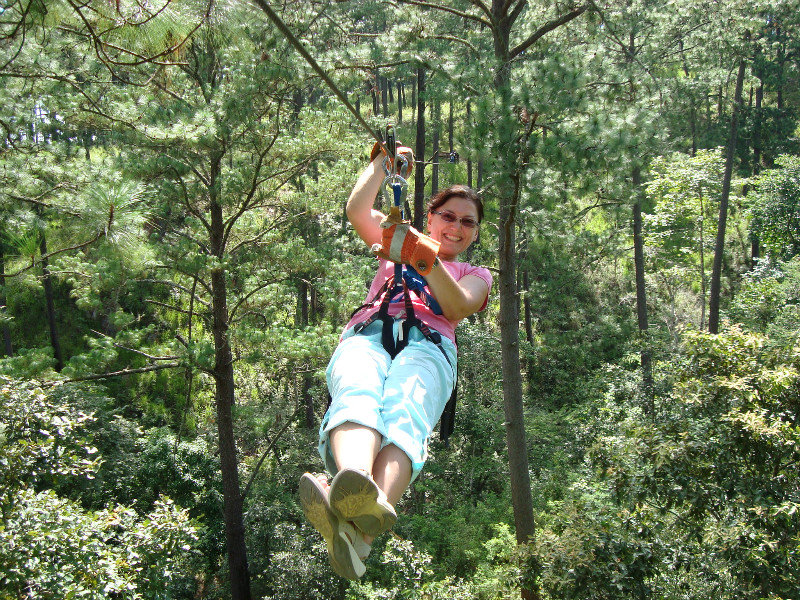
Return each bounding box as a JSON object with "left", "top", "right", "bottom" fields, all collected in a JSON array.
[{"left": 329, "top": 468, "right": 397, "bottom": 537}]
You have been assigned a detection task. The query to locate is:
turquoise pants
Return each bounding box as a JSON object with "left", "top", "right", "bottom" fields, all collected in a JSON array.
[{"left": 319, "top": 320, "right": 457, "bottom": 482}]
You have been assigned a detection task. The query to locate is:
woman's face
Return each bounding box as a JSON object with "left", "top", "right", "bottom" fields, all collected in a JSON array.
[{"left": 427, "top": 196, "right": 480, "bottom": 260}]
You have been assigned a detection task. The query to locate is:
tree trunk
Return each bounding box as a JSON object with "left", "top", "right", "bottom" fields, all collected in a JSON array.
[
  {"left": 297, "top": 278, "right": 309, "bottom": 326},
  {"left": 709, "top": 58, "right": 746, "bottom": 334},
  {"left": 753, "top": 82, "right": 762, "bottom": 174},
  {"left": 209, "top": 158, "right": 252, "bottom": 600},
  {"left": 381, "top": 75, "right": 388, "bottom": 117},
  {"left": 431, "top": 101, "right": 440, "bottom": 195},
  {"left": 414, "top": 66, "right": 426, "bottom": 231},
  {"left": 466, "top": 101, "right": 473, "bottom": 188},
  {"left": 491, "top": 5, "right": 537, "bottom": 598},
  {"left": 411, "top": 82, "right": 416, "bottom": 124},
  {"left": 522, "top": 267, "right": 536, "bottom": 393},
  {"left": 497, "top": 172, "right": 534, "bottom": 546},
  {"left": 698, "top": 186, "right": 707, "bottom": 330},
  {"left": 679, "top": 39, "right": 698, "bottom": 156},
  {"left": 397, "top": 80, "right": 403, "bottom": 124},
  {"left": 776, "top": 29, "right": 785, "bottom": 110},
  {"left": 297, "top": 278, "right": 315, "bottom": 428},
  {"left": 448, "top": 100, "right": 454, "bottom": 154},
  {"left": 371, "top": 70, "right": 379, "bottom": 115},
  {"left": 632, "top": 167, "right": 653, "bottom": 414},
  {"left": 0, "top": 241, "right": 12, "bottom": 357},
  {"left": 291, "top": 88, "right": 303, "bottom": 127},
  {"left": 522, "top": 269, "right": 533, "bottom": 346},
  {"left": 39, "top": 231, "right": 63, "bottom": 371}
]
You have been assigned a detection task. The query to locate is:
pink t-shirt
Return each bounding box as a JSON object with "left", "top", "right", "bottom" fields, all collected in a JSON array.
[{"left": 344, "top": 258, "right": 493, "bottom": 344}]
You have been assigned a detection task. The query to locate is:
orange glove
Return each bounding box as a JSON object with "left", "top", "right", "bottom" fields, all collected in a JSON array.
[
  {"left": 370, "top": 141, "right": 385, "bottom": 162},
  {"left": 372, "top": 216, "right": 440, "bottom": 276},
  {"left": 370, "top": 142, "right": 414, "bottom": 177}
]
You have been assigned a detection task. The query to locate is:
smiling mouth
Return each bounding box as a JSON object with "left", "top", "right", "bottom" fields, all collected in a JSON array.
[{"left": 443, "top": 233, "right": 462, "bottom": 242}]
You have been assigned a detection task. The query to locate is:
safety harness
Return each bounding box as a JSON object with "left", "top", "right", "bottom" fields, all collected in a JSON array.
[
  {"left": 349, "top": 127, "right": 458, "bottom": 443},
  {"left": 349, "top": 268, "right": 458, "bottom": 443}
]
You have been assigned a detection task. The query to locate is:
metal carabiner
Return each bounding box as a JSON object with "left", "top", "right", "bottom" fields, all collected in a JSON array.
[
  {"left": 396, "top": 152, "right": 412, "bottom": 180},
  {"left": 382, "top": 173, "right": 408, "bottom": 208},
  {"left": 381, "top": 123, "right": 412, "bottom": 182}
]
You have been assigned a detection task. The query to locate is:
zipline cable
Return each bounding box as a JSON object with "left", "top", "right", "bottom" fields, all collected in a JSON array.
[{"left": 252, "top": 0, "right": 389, "bottom": 154}]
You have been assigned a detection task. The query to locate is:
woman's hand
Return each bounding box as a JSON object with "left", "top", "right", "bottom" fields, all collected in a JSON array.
[
  {"left": 346, "top": 145, "right": 414, "bottom": 249},
  {"left": 371, "top": 142, "right": 414, "bottom": 178}
]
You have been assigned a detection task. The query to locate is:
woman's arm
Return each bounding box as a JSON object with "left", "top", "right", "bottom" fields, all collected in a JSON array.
[
  {"left": 347, "top": 146, "right": 414, "bottom": 249},
  {"left": 346, "top": 158, "right": 388, "bottom": 249},
  {"left": 424, "top": 263, "right": 489, "bottom": 322}
]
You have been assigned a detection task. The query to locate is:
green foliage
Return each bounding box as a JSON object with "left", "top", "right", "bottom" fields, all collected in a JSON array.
[
  {"left": 2, "top": 0, "right": 800, "bottom": 597},
  {"left": 0, "top": 379, "right": 98, "bottom": 508},
  {"left": 579, "top": 326, "right": 800, "bottom": 599},
  {"left": 646, "top": 149, "right": 725, "bottom": 271},
  {"left": 1, "top": 490, "right": 198, "bottom": 600},
  {"left": 520, "top": 229, "right": 632, "bottom": 409},
  {"left": 728, "top": 256, "right": 800, "bottom": 344},
  {"left": 0, "top": 347, "right": 57, "bottom": 379},
  {"left": 643, "top": 148, "right": 752, "bottom": 332},
  {"left": 346, "top": 536, "right": 511, "bottom": 600},
  {"left": 536, "top": 501, "right": 661, "bottom": 599},
  {"left": 0, "top": 379, "right": 200, "bottom": 599},
  {"left": 750, "top": 155, "right": 800, "bottom": 260}
]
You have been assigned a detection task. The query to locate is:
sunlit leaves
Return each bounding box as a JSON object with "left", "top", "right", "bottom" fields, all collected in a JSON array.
[
  {"left": 750, "top": 154, "right": 800, "bottom": 260},
  {"left": 589, "top": 326, "right": 800, "bottom": 598},
  {"left": 0, "top": 378, "right": 98, "bottom": 502},
  {"left": 0, "top": 379, "right": 200, "bottom": 598},
  {"left": 0, "top": 490, "right": 198, "bottom": 600}
]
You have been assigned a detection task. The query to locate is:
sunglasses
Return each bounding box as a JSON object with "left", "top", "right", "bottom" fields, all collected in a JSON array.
[{"left": 430, "top": 209, "right": 479, "bottom": 230}]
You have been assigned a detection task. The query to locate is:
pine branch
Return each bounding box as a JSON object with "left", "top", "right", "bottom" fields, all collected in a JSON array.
[
  {"left": 227, "top": 211, "right": 294, "bottom": 257},
  {"left": 88, "top": 331, "right": 182, "bottom": 361},
  {"left": 395, "top": 0, "right": 492, "bottom": 28},
  {"left": 241, "top": 407, "right": 302, "bottom": 501},
  {"left": 334, "top": 59, "right": 414, "bottom": 71},
  {"left": 61, "top": 0, "right": 209, "bottom": 68},
  {"left": 140, "top": 279, "right": 211, "bottom": 307},
  {"left": 467, "top": 0, "right": 493, "bottom": 21},
  {"left": 152, "top": 264, "right": 213, "bottom": 295},
  {"left": 423, "top": 33, "right": 478, "bottom": 53},
  {"left": 222, "top": 127, "right": 284, "bottom": 246},
  {"left": 508, "top": 0, "right": 527, "bottom": 26},
  {"left": 8, "top": 188, "right": 83, "bottom": 216},
  {"left": 229, "top": 276, "right": 287, "bottom": 323},
  {"left": 145, "top": 299, "right": 200, "bottom": 316},
  {"left": 509, "top": 4, "right": 588, "bottom": 59},
  {"left": 5, "top": 232, "right": 106, "bottom": 278},
  {"left": 40, "top": 363, "right": 181, "bottom": 387}
]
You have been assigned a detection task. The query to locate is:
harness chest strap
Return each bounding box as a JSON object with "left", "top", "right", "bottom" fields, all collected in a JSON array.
[{"left": 352, "top": 276, "right": 449, "bottom": 364}]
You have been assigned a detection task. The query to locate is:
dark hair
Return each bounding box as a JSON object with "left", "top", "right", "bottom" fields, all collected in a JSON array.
[{"left": 427, "top": 185, "right": 484, "bottom": 223}]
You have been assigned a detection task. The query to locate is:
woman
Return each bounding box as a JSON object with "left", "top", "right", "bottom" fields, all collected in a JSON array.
[{"left": 299, "top": 145, "right": 492, "bottom": 579}]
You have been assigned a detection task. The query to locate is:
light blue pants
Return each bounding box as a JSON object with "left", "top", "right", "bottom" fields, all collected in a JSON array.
[{"left": 319, "top": 320, "right": 457, "bottom": 482}]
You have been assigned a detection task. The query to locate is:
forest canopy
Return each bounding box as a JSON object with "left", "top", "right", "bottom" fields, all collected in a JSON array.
[{"left": 1, "top": 0, "right": 799, "bottom": 598}]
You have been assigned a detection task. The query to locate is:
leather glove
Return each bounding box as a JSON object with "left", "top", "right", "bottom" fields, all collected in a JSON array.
[
  {"left": 370, "top": 142, "right": 413, "bottom": 178},
  {"left": 371, "top": 213, "right": 440, "bottom": 276}
]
